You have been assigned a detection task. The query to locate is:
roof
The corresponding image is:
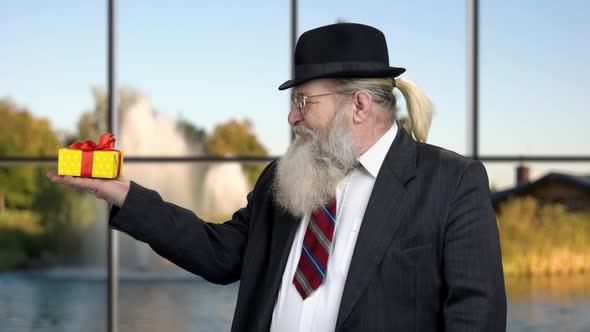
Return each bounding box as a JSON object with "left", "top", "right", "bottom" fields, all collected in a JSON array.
[{"left": 490, "top": 172, "right": 590, "bottom": 207}]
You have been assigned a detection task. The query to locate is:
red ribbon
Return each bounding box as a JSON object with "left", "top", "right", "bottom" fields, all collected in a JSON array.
[{"left": 68, "top": 133, "right": 122, "bottom": 178}]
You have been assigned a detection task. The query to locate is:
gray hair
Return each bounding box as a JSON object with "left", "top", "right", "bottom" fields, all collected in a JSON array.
[{"left": 332, "top": 77, "right": 433, "bottom": 142}]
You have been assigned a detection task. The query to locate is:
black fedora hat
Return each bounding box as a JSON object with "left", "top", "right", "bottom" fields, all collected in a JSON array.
[{"left": 278, "top": 23, "right": 406, "bottom": 90}]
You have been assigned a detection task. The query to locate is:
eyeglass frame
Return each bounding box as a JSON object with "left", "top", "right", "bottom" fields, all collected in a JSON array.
[{"left": 290, "top": 91, "right": 352, "bottom": 116}]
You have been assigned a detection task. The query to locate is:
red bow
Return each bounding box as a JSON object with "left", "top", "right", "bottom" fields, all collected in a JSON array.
[
  {"left": 69, "top": 133, "right": 116, "bottom": 151},
  {"left": 68, "top": 133, "right": 121, "bottom": 178}
]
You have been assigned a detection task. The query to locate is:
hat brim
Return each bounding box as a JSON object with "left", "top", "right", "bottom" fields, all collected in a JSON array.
[{"left": 278, "top": 66, "right": 406, "bottom": 90}]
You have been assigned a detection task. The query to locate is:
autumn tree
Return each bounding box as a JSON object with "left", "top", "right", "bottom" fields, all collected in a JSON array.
[{"left": 205, "top": 119, "right": 268, "bottom": 186}]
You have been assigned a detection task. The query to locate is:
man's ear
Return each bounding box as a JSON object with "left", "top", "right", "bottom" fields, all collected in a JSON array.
[{"left": 352, "top": 91, "right": 372, "bottom": 124}]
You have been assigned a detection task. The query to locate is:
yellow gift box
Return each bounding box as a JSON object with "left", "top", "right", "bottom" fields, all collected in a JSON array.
[{"left": 57, "top": 133, "right": 124, "bottom": 179}]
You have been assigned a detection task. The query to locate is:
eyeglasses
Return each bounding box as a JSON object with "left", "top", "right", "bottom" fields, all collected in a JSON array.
[{"left": 290, "top": 91, "right": 346, "bottom": 115}]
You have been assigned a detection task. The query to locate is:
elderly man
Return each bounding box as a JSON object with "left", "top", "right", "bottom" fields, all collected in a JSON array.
[{"left": 48, "top": 23, "right": 506, "bottom": 331}]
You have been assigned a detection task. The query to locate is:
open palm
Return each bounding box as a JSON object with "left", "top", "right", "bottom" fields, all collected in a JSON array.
[{"left": 46, "top": 171, "right": 131, "bottom": 207}]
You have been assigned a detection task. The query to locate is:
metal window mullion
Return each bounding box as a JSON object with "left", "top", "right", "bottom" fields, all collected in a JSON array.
[
  {"left": 2, "top": 155, "right": 590, "bottom": 166},
  {"left": 289, "top": 0, "right": 297, "bottom": 142},
  {"left": 468, "top": 0, "right": 479, "bottom": 160},
  {"left": 107, "top": 0, "right": 118, "bottom": 331}
]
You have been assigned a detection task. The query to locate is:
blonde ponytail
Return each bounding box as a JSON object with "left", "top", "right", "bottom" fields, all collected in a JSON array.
[{"left": 395, "top": 78, "right": 433, "bottom": 143}]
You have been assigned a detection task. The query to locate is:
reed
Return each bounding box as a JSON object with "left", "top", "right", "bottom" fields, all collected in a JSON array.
[{"left": 497, "top": 196, "right": 590, "bottom": 276}]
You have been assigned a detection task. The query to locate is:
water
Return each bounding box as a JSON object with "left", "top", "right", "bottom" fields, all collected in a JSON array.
[
  {"left": 0, "top": 270, "right": 238, "bottom": 332},
  {"left": 505, "top": 275, "right": 590, "bottom": 331},
  {"left": 1, "top": 272, "right": 589, "bottom": 331}
]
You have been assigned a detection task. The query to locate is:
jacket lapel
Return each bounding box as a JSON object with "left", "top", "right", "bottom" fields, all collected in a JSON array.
[{"left": 336, "top": 122, "right": 417, "bottom": 329}]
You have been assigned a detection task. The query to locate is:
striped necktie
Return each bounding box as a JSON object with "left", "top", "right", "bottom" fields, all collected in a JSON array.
[{"left": 293, "top": 198, "right": 337, "bottom": 299}]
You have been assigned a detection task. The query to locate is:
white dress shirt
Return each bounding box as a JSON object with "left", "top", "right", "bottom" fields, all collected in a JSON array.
[{"left": 270, "top": 122, "right": 398, "bottom": 332}]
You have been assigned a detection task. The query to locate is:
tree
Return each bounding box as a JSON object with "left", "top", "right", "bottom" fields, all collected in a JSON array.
[
  {"left": 0, "top": 99, "right": 62, "bottom": 209},
  {"left": 177, "top": 118, "right": 207, "bottom": 147},
  {"left": 0, "top": 98, "right": 98, "bottom": 260},
  {"left": 205, "top": 119, "right": 268, "bottom": 186}
]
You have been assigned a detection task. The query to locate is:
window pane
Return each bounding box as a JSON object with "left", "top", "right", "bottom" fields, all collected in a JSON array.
[
  {"left": 482, "top": 161, "right": 590, "bottom": 331},
  {"left": 299, "top": 0, "right": 468, "bottom": 155},
  {"left": 480, "top": 1, "right": 590, "bottom": 156},
  {"left": 0, "top": 2, "right": 107, "bottom": 157},
  {"left": 0, "top": 166, "right": 107, "bottom": 330},
  {"left": 118, "top": 1, "right": 289, "bottom": 158},
  {"left": 117, "top": 161, "right": 269, "bottom": 331}
]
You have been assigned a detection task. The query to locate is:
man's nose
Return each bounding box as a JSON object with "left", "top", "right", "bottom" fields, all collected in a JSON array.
[{"left": 288, "top": 107, "right": 303, "bottom": 126}]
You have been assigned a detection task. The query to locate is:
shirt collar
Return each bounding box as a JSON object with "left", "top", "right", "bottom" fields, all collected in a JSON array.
[{"left": 356, "top": 121, "right": 398, "bottom": 178}]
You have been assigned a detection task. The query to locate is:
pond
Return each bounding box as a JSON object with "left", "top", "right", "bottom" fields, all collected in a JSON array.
[{"left": 1, "top": 271, "right": 589, "bottom": 331}]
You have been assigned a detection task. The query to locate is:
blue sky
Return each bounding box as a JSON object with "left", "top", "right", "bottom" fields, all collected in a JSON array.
[{"left": 2, "top": 0, "right": 589, "bottom": 188}]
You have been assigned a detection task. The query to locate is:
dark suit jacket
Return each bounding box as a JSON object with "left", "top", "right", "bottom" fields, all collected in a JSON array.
[{"left": 109, "top": 123, "right": 507, "bottom": 331}]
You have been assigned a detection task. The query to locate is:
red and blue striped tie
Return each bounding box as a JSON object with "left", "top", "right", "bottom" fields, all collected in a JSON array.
[{"left": 293, "top": 198, "right": 337, "bottom": 299}]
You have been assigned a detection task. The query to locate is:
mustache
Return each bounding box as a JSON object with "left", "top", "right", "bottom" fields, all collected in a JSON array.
[{"left": 292, "top": 125, "right": 315, "bottom": 137}]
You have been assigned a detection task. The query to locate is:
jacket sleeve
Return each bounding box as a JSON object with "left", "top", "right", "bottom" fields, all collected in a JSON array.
[
  {"left": 443, "top": 160, "right": 507, "bottom": 331},
  {"left": 108, "top": 162, "right": 275, "bottom": 285}
]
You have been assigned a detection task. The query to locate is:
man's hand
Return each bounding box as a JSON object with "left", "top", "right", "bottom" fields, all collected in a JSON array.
[{"left": 46, "top": 171, "right": 131, "bottom": 207}]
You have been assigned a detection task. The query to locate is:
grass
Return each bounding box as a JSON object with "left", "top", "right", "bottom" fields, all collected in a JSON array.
[
  {"left": 2, "top": 196, "right": 589, "bottom": 277},
  {"left": 204, "top": 198, "right": 590, "bottom": 278},
  {"left": 497, "top": 196, "right": 590, "bottom": 276}
]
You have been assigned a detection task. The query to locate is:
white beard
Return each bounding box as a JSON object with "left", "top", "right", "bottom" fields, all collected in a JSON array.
[{"left": 272, "top": 109, "right": 359, "bottom": 217}]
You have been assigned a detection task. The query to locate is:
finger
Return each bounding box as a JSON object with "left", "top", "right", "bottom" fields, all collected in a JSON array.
[
  {"left": 47, "top": 171, "right": 66, "bottom": 183},
  {"left": 47, "top": 173, "right": 69, "bottom": 184}
]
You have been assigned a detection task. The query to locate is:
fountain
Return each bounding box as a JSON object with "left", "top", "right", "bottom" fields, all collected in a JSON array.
[{"left": 75, "top": 92, "right": 251, "bottom": 275}]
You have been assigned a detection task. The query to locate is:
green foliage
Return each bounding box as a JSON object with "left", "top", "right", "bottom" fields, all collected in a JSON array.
[
  {"left": 497, "top": 196, "right": 590, "bottom": 276},
  {"left": 0, "top": 210, "right": 45, "bottom": 270},
  {"left": 0, "top": 99, "right": 61, "bottom": 157},
  {"left": 0, "top": 173, "right": 96, "bottom": 269},
  {"left": 177, "top": 118, "right": 207, "bottom": 146},
  {"left": 0, "top": 250, "right": 27, "bottom": 270},
  {"left": 205, "top": 119, "right": 267, "bottom": 157},
  {"left": 0, "top": 209, "right": 42, "bottom": 233},
  {"left": 0, "top": 98, "right": 97, "bottom": 269},
  {"left": 205, "top": 119, "right": 269, "bottom": 187},
  {"left": 0, "top": 166, "right": 35, "bottom": 209},
  {"left": 0, "top": 100, "right": 62, "bottom": 209}
]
